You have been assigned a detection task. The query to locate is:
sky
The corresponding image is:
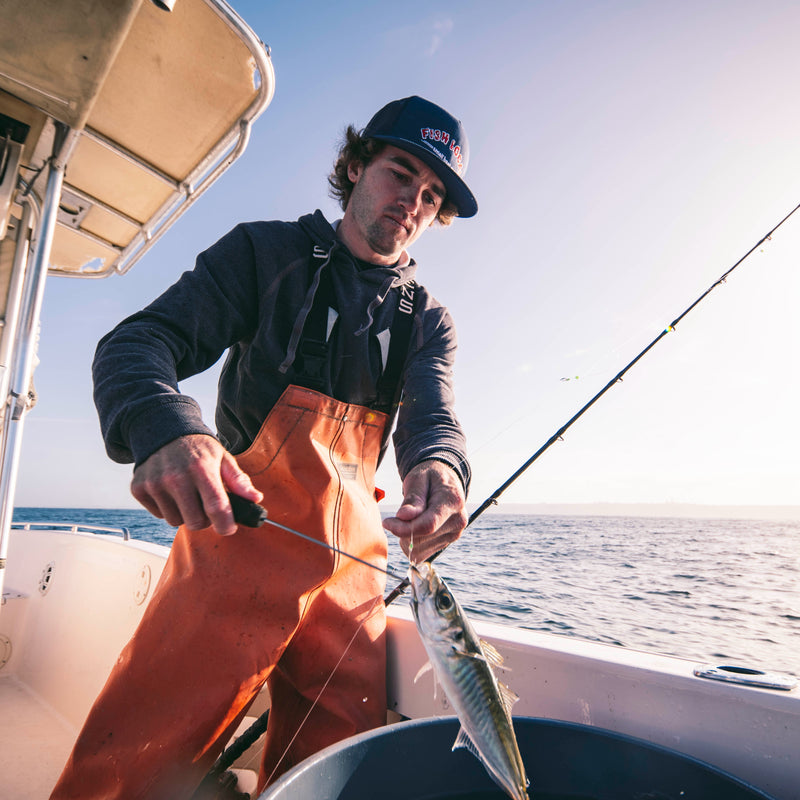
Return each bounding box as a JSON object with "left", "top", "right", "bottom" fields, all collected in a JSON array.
[{"left": 14, "top": 0, "right": 800, "bottom": 511}]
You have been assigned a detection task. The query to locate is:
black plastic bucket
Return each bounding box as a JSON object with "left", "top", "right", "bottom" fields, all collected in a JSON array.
[{"left": 258, "top": 716, "right": 775, "bottom": 799}]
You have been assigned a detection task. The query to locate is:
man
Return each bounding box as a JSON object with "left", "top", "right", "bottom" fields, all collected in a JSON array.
[{"left": 51, "top": 95, "right": 476, "bottom": 799}]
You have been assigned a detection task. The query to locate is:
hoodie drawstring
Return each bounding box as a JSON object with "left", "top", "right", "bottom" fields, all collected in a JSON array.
[
  {"left": 354, "top": 274, "right": 399, "bottom": 336},
  {"left": 278, "top": 244, "right": 336, "bottom": 374}
]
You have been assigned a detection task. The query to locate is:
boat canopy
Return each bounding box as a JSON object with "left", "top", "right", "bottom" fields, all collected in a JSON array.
[{"left": 0, "top": 0, "right": 274, "bottom": 280}]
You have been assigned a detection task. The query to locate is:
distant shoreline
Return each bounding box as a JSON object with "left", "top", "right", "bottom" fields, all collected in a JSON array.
[{"left": 16, "top": 503, "right": 800, "bottom": 522}]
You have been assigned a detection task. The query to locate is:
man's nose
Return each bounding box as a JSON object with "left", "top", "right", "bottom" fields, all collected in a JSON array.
[{"left": 397, "top": 184, "right": 422, "bottom": 215}]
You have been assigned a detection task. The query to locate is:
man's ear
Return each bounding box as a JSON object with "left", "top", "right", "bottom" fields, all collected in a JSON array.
[{"left": 347, "top": 159, "right": 363, "bottom": 184}]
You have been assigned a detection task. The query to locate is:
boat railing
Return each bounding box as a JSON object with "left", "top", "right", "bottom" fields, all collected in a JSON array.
[{"left": 11, "top": 521, "right": 131, "bottom": 541}]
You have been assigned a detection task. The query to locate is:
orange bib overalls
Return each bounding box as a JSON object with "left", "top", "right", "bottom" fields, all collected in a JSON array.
[{"left": 51, "top": 386, "right": 389, "bottom": 799}]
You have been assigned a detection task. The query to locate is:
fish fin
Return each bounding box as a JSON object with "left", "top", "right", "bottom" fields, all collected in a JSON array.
[
  {"left": 413, "top": 661, "right": 433, "bottom": 684},
  {"left": 479, "top": 640, "right": 506, "bottom": 668},
  {"left": 458, "top": 649, "right": 491, "bottom": 663},
  {"left": 498, "top": 680, "right": 520, "bottom": 715},
  {"left": 414, "top": 662, "right": 443, "bottom": 701},
  {"left": 452, "top": 726, "right": 481, "bottom": 759}
]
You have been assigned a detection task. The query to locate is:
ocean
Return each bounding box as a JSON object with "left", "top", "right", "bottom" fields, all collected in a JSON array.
[{"left": 13, "top": 507, "right": 798, "bottom": 678}]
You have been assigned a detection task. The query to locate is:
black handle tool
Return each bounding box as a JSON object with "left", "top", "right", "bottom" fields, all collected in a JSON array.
[{"left": 227, "top": 492, "right": 268, "bottom": 528}]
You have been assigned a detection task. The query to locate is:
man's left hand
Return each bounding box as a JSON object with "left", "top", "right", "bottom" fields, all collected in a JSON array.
[{"left": 382, "top": 460, "right": 467, "bottom": 563}]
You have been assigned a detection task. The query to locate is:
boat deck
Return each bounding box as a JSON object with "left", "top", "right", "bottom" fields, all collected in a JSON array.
[
  {"left": 0, "top": 674, "right": 263, "bottom": 798},
  {"left": 0, "top": 675, "right": 76, "bottom": 799}
]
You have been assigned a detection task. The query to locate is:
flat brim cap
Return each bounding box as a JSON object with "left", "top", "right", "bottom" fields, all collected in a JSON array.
[{"left": 363, "top": 96, "right": 478, "bottom": 218}]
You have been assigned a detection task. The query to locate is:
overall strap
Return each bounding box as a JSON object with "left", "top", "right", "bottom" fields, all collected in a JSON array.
[{"left": 294, "top": 262, "right": 336, "bottom": 394}]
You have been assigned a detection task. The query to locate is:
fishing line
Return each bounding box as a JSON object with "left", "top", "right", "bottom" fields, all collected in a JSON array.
[
  {"left": 261, "top": 593, "right": 385, "bottom": 787},
  {"left": 384, "top": 199, "right": 800, "bottom": 606},
  {"left": 199, "top": 593, "right": 385, "bottom": 795}
]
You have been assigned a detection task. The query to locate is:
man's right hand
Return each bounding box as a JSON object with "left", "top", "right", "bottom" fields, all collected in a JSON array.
[{"left": 130, "top": 434, "right": 262, "bottom": 536}]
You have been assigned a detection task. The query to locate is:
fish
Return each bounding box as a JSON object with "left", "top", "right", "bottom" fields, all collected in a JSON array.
[{"left": 408, "top": 561, "right": 531, "bottom": 800}]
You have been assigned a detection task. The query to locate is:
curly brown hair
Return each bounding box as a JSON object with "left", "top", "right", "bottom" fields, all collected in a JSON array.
[{"left": 328, "top": 125, "right": 458, "bottom": 226}]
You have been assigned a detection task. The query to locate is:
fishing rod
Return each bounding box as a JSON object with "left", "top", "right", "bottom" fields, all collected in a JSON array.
[
  {"left": 383, "top": 198, "right": 800, "bottom": 605},
  {"left": 211, "top": 201, "right": 799, "bottom": 786}
]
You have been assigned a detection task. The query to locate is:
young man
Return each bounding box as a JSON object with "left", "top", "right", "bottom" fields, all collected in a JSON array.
[{"left": 51, "top": 96, "right": 477, "bottom": 799}]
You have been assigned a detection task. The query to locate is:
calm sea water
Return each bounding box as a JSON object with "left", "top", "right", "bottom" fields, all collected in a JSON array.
[{"left": 13, "top": 508, "right": 799, "bottom": 677}]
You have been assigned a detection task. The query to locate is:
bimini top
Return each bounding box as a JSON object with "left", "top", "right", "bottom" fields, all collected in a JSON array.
[{"left": 0, "top": 0, "right": 275, "bottom": 278}]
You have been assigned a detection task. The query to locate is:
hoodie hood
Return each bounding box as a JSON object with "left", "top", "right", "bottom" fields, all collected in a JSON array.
[{"left": 298, "top": 210, "right": 417, "bottom": 284}]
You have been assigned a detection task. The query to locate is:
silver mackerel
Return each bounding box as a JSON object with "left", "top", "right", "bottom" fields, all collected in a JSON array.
[{"left": 409, "top": 561, "right": 530, "bottom": 800}]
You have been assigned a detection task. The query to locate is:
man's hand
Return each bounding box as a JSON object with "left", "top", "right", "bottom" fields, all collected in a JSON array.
[
  {"left": 130, "top": 434, "right": 262, "bottom": 536},
  {"left": 382, "top": 460, "right": 467, "bottom": 563}
]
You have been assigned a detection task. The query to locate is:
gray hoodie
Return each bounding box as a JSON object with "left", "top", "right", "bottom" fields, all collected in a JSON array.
[{"left": 92, "top": 210, "right": 470, "bottom": 491}]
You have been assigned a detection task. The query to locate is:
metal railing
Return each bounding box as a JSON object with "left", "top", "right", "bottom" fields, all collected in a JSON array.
[{"left": 11, "top": 521, "right": 130, "bottom": 540}]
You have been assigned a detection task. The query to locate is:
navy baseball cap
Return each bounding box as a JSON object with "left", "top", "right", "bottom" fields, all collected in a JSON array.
[{"left": 363, "top": 96, "right": 478, "bottom": 218}]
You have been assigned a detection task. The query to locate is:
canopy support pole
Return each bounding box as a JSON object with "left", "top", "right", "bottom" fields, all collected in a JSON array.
[{"left": 0, "top": 122, "right": 68, "bottom": 602}]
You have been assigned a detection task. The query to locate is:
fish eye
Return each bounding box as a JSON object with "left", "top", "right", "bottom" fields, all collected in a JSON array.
[{"left": 435, "top": 591, "right": 454, "bottom": 612}]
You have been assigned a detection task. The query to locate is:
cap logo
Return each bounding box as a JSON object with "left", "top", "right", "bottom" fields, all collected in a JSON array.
[
  {"left": 420, "top": 127, "right": 464, "bottom": 173},
  {"left": 421, "top": 127, "right": 450, "bottom": 145}
]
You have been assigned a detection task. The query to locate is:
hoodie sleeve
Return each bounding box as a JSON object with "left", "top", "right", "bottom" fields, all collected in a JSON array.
[
  {"left": 392, "top": 304, "right": 471, "bottom": 494},
  {"left": 92, "top": 224, "right": 260, "bottom": 465}
]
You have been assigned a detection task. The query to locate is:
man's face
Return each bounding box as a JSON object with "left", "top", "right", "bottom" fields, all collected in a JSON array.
[{"left": 339, "top": 145, "right": 446, "bottom": 265}]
